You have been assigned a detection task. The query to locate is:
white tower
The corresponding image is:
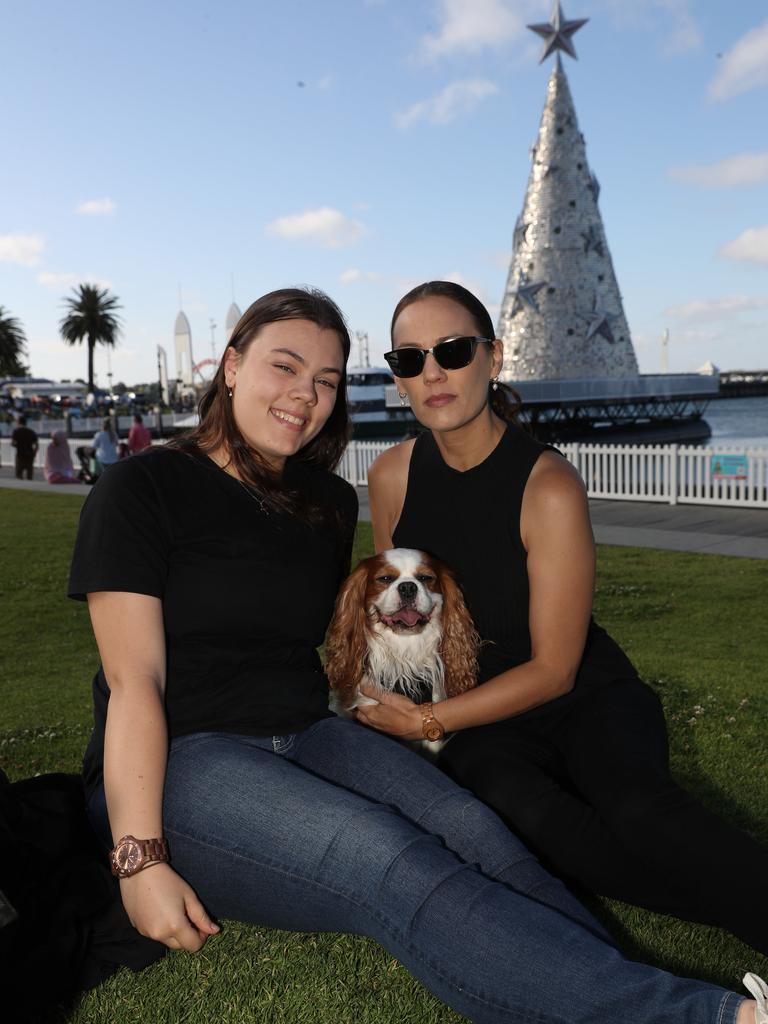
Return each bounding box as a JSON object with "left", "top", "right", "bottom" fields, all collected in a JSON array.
[
  {"left": 157, "top": 345, "right": 170, "bottom": 405},
  {"left": 225, "top": 302, "right": 242, "bottom": 342},
  {"left": 174, "top": 311, "right": 194, "bottom": 386}
]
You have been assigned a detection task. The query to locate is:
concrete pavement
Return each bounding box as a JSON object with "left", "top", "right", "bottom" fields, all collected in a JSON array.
[
  {"left": 2, "top": 466, "right": 765, "bottom": 559},
  {"left": 353, "top": 488, "right": 768, "bottom": 560}
]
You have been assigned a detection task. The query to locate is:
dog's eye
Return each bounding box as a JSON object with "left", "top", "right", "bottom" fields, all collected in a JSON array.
[
  {"left": 376, "top": 575, "right": 396, "bottom": 584},
  {"left": 415, "top": 574, "right": 435, "bottom": 584}
]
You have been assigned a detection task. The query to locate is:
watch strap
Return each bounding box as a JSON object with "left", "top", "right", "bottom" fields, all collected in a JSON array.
[
  {"left": 420, "top": 702, "right": 445, "bottom": 742},
  {"left": 110, "top": 835, "right": 170, "bottom": 878}
]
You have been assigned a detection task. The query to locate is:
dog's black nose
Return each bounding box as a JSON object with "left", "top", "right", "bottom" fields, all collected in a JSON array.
[{"left": 397, "top": 581, "right": 418, "bottom": 602}]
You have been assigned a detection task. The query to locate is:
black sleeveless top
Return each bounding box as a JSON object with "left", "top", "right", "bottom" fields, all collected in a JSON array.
[{"left": 392, "top": 425, "right": 638, "bottom": 716}]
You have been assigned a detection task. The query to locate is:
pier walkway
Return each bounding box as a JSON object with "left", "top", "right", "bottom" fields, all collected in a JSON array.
[{"left": 2, "top": 467, "right": 766, "bottom": 560}]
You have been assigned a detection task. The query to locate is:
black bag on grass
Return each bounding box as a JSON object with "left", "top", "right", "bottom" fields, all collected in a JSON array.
[{"left": 0, "top": 769, "right": 164, "bottom": 1022}]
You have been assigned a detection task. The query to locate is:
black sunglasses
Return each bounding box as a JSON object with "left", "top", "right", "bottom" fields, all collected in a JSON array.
[{"left": 383, "top": 336, "right": 493, "bottom": 379}]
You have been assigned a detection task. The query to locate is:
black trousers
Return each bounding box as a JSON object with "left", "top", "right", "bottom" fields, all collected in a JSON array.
[
  {"left": 439, "top": 677, "right": 768, "bottom": 955},
  {"left": 15, "top": 454, "right": 34, "bottom": 480}
]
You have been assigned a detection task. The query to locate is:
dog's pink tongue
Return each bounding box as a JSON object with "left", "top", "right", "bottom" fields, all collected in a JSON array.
[{"left": 393, "top": 608, "right": 422, "bottom": 627}]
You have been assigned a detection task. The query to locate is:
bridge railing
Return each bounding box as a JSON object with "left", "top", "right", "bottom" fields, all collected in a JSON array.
[{"left": 337, "top": 440, "right": 768, "bottom": 509}]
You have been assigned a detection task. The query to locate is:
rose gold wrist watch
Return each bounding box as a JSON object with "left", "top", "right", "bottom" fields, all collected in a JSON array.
[
  {"left": 110, "top": 835, "right": 170, "bottom": 878},
  {"left": 420, "top": 702, "right": 445, "bottom": 742}
]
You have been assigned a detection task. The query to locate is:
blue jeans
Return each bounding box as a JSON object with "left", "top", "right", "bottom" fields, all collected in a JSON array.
[{"left": 89, "top": 717, "right": 742, "bottom": 1024}]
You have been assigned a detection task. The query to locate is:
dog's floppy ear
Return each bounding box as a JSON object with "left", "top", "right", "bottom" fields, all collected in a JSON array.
[
  {"left": 437, "top": 564, "right": 479, "bottom": 697},
  {"left": 325, "top": 559, "right": 372, "bottom": 706}
]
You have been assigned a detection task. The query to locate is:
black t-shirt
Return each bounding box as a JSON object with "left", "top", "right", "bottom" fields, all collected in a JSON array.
[
  {"left": 68, "top": 446, "right": 358, "bottom": 796},
  {"left": 12, "top": 426, "right": 38, "bottom": 457}
]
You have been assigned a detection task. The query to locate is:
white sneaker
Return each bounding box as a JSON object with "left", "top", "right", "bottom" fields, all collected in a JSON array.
[{"left": 744, "top": 973, "right": 768, "bottom": 1024}]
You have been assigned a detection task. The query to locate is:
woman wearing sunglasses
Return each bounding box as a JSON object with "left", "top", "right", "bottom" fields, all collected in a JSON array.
[
  {"left": 365, "top": 280, "right": 768, "bottom": 960},
  {"left": 72, "top": 285, "right": 768, "bottom": 1024}
]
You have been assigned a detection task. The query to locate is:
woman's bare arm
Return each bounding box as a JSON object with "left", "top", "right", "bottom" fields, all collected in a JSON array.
[
  {"left": 357, "top": 453, "right": 596, "bottom": 738},
  {"left": 88, "top": 591, "right": 219, "bottom": 951},
  {"left": 367, "top": 441, "right": 413, "bottom": 552}
]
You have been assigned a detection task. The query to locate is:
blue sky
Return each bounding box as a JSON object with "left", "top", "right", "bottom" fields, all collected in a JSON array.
[{"left": 2, "top": 0, "right": 767, "bottom": 386}]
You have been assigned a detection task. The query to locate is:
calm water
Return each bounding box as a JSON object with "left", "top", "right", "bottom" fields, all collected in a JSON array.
[{"left": 704, "top": 395, "right": 768, "bottom": 449}]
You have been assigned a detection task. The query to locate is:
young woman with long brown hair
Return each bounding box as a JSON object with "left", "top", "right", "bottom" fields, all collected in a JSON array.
[{"left": 70, "top": 286, "right": 764, "bottom": 1023}]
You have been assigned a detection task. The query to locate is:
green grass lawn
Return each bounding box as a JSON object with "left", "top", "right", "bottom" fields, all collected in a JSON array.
[{"left": 1, "top": 489, "right": 767, "bottom": 1022}]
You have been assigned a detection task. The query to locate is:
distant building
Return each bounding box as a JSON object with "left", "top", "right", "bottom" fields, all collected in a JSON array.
[{"left": 0, "top": 377, "right": 86, "bottom": 400}]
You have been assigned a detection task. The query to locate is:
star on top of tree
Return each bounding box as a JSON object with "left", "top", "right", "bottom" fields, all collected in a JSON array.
[{"left": 528, "top": 2, "right": 588, "bottom": 63}]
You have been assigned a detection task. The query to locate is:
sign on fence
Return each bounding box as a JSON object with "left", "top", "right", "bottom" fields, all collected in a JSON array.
[{"left": 710, "top": 454, "right": 748, "bottom": 480}]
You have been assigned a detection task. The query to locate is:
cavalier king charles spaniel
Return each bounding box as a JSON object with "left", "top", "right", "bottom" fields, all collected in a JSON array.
[{"left": 325, "top": 548, "right": 479, "bottom": 753}]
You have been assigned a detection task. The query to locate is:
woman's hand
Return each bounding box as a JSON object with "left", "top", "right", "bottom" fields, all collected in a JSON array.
[
  {"left": 355, "top": 685, "right": 425, "bottom": 740},
  {"left": 119, "top": 863, "right": 220, "bottom": 952}
]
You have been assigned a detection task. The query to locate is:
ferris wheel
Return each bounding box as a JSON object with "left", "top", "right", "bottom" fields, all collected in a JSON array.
[{"left": 192, "top": 358, "right": 218, "bottom": 383}]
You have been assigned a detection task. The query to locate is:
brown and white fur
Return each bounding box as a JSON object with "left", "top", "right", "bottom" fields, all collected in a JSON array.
[{"left": 325, "top": 548, "right": 479, "bottom": 754}]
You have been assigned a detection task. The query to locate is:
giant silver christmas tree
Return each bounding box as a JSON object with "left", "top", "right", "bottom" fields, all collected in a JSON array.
[{"left": 498, "top": 3, "right": 639, "bottom": 381}]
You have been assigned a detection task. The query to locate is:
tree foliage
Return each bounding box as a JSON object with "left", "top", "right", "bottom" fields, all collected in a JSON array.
[
  {"left": 59, "top": 284, "right": 122, "bottom": 393},
  {"left": 0, "top": 305, "right": 29, "bottom": 377}
]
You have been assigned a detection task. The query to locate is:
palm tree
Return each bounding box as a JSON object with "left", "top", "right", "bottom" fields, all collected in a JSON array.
[
  {"left": 60, "top": 284, "right": 122, "bottom": 394},
  {"left": 0, "top": 305, "right": 28, "bottom": 377}
]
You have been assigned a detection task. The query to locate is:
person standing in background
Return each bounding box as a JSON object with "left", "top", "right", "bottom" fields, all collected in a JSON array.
[
  {"left": 91, "top": 418, "right": 119, "bottom": 475},
  {"left": 11, "top": 415, "right": 39, "bottom": 480},
  {"left": 127, "top": 414, "right": 152, "bottom": 455}
]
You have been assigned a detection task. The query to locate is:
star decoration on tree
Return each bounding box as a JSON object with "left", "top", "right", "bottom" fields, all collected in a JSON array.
[
  {"left": 528, "top": 2, "right": 589, "bottom": 63},
  {"left": 513, "top": 218, "right": 530, "bottom": 250},
  {"left": 509, "top": 270, "right": 547, "bottom": 317},
  {"left": 581, "top": 225, "right": 604, "bottom": 257},
  {"left": 585, "top": 295, "right": 619, "bottom": 344}
]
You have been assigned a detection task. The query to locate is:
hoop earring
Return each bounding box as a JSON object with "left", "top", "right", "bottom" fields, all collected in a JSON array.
[
  {"left": 398, "top": 392, "right": 408, "bottom": 406},
  {"left": 491, "top": 377, "right": 499, "bottom": 392}
]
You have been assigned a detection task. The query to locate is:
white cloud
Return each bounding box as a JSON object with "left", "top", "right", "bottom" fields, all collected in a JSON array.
[
  {"left": 37, "top": 272, "right": 80, "bottom": 290},
  {"left": 340, "top": 268, "right": 380, "bottom": 284},
  {"left": 709, "top": 20, "right": 768, "bottom": 101},
  {"left": 592, "top": 0, "right": 701, "bottom": 55},
  {"left": 665, "top": 295, "right": 768, "bottom": 321},
  {"left": 420, "top": 0, "right": 532, "bottom": 60},
  {"left": 265, "top": 207, "right": 367, "bottom": 248},
  {"left": 396, "top": 79, "right": 498, "bottom": 130},
  {"left": 656, "top": 0, "right": 701, "bottom": 54},
  {"left": 668, "top": 151, "right": 768, "bottom": 188},
  {"left": 76, "top": 197, "right": 116, "bottom": 215},
  {"left": 718, "top": 226, "right": 768, "bottom": 265},
  {"left": 37, "top": 271, "right": 113, "bottom": 291},
  {"left": 0, "top": 233, "right": 45, "bottom": 266}
]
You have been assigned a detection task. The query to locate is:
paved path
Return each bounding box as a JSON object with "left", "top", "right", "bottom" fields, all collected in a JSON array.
[
  {"left": 354, "top": 488, "right": 768, "bottom": 560},
  {"left": 2, "top": 467, "right": 765, "bottom": 559},
  {"left": 0, "top": 466, "right": 91, "bottom": 497}
]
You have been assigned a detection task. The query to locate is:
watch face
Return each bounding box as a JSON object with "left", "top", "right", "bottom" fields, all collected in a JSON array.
[
  {"left": 116, "top": 839, "right": 142, "bottom": 872},
  {"left": 425, "top": 724, "right": 443, "bottom": 742}
]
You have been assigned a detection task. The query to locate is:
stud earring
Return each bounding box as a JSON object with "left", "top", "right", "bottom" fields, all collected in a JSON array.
[
  {"left": 491, "top": 376, "right": 499, "bottom": 392},
  {"left": 398, "top": 392, "right": 408, "bottom": 406}
]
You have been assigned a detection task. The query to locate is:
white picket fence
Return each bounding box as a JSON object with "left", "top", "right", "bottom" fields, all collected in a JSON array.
[
  {"left": 338, "top": 440, "right": 768, "bottom": 509},
  {"left": 4, "top": 435, "right": 767, "bottom": 508}
]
